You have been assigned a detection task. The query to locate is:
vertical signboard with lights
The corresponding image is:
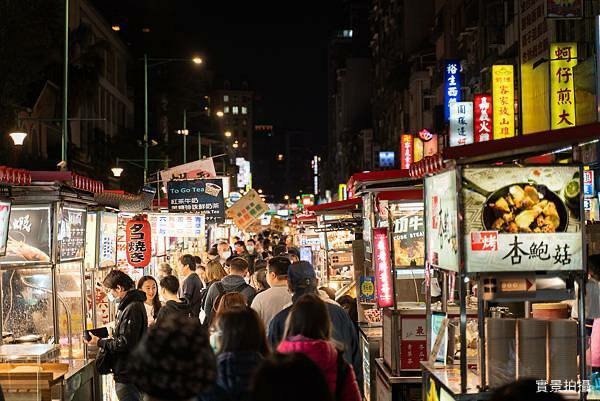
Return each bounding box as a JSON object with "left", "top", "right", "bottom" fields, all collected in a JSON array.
[
  {"left": 312, "top": 156, "right": 320, "bottom": 196},
  {"left": 444, "top": 60, "right": 461, "bottom": 122},
  {"left": 400, "top": 134, "right": 413, "bottom": 169},
  {"left": 449, "top": 102, "right": 474, "bottom": 146},
  {"left": 492, "top": 65, "right": 515, "bottom": 139},
  {"left": 373, "top": 227, "right": 394, "bottom": 308},
  {"left": 474, "top": 94, "right": 493, "bottom": 142},
  {"left": 550, "top": 43, "right": 577, "bottom": 130}
]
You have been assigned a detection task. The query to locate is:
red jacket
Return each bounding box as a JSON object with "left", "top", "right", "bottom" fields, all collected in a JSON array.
[{"left": 277, "top": 336, "right": 362, "bottom": 401}]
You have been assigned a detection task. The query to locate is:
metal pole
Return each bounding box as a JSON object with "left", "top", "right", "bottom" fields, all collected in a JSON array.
[
  {"left": 62, "top": 0, "right": 69, "bottom": 167},
  {"left": 183, "top": 109, "right": 187, "bottom": 163},
  {"left": 209, "top": 142, "right": 212, "bottom": 157},
  {"left": 144, "top": 54, "right": 149, "bottom": 183},
  {"left": 198, "top": 131, "right": 202, "bottom": 159}
]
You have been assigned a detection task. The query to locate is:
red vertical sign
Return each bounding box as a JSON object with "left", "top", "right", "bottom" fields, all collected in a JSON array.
[
  {"left": 400, "top": 134, "right": 413, "bottom": 170},
  {"left": 474, "top": 94, "right": 493, "bottom": 142},
  {"left": 373, "top": 228, "right": 394, "bottom": 308}
]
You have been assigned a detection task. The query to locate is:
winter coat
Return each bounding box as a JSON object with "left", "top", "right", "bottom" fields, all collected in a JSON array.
[
  {"left": 179, "top": 272, "right": 204, "bottom": 318},
  {"left": 154, "top": 298, "right": 192, "bottom": 326},
  {"left": 216, "top": 351, "right": 264, "bottom": 401},
  {"left": 98, "top": 289, "right": 148, "bottom": 383},
  {"left": 277, "top": 336, "right": 362, "bottom": 401},
  {"left": 268, "top": 301, "right": 363, "bottom": 388}
]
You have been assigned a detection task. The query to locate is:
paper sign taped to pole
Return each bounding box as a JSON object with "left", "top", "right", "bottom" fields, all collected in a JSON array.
[
  {"left": 160, "top": 158, "right": 217, "bottom": 184},
  {"left": 226, "top": 189, "right": 269, "bottom": 231}
]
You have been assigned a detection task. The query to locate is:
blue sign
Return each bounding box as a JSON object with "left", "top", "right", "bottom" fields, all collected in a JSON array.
[
  {"left": 444, "top": 60, "right": 461, "bottom": 122},
  {"left": 379, "top": 151, "right": 395, "bottom": 168},
  {"left": 359, "top": 276, "right": 375, "bottom": 303},
  {"left": 584, "top": 170, "right": 595, "bottom": 197}
]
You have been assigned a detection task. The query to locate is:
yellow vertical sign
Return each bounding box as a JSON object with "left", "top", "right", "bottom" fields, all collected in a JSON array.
[
  {"left": 550, "top": 43, "right": 577, "bottom": 130},
  {"left": 413, "top": 137, "right": 424, "bottom": 163},
  {"left": 492, "top": 65, "right": 515, "bottom": 139}
]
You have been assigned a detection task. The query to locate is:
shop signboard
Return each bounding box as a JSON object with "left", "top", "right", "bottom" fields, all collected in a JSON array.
[
  {"left": 492, "top": 65, "right": 515, "bottom": 139},
  {"left": 235, "top": 157, "right": 252, "bottom": 189},
  {"left": 400, "top": 134, "right": 413, "bottom": 169},
  {"left": 550, "top": 43, "right": 577, "bottom": 130},
  {"left": 584, "top": 170, "right": 594, "bottom": 197},
  {"left": 462, "top": 166, "right": 582, "bottom": 272},
  {"left": 379, "top": 151, "right": 395, "bottom": 168},
  {"left": 373, "top": 227, "right": 394, "bottom": 308},
  {"left": 0, "top": 200, "right": 10, "bottom": 257},
  {"left": 413, "top": 137, "right": 424, "bottom": 163},
  {"left": 359, "top": 276, "right": 375, "bottom": 303},
  {"left": 269, "top": 216, "right": 286, "bottom": 233},
  {"left": 160, "top": 158, "right": 217, "bottom": 185},
  {"left": 58, "top": 206, "right": 86, "bottom": 262},
  {"left": 474, "top": 94, "right": 493, "bottom": 142},
  {"left": 546, "top": 0, "right": 583, "bottom": 19},
  {"left": 1, "top": 205, "right": 51, "bottom": 264},
  {"left": 167, "top": 179, "right": 225, "bottom": 224},
  {"left": 390, "top": 203, "right": 424, "bottom": 268},
  {"left": 425, "top": 171, "right": 459, "bottom": 272},
  {"left": 99, "top": 212, "right": 118, "bottom": 268},
  {"left": 226, "top": 189, "right": 269, "bottom": 231},
  {"left": 449, "top": 101, "right": 474, "bottom": 146},
  {"left": 444, "top": 60, "right": 461, "bottom": 121},
  {"left": 423, "top": 134, "right": 438, "bottom": 157},
  {"left": 125, "top": 215, "right": 152, "bottom": 268},
  {"left": 156, "top": 213, "right": 205, "bottom": 238}
]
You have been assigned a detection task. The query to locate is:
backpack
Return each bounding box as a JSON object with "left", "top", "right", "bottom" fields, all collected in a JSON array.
[
  {"left": 212, "top": 281, "right": 255, "bottom": 313},
  {"left": 335, "top": 350, "right": 349, "bottom": 401}
]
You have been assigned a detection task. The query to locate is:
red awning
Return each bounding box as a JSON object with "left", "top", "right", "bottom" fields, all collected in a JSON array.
[
  {"left": 306, "top": 198, "right": 361, "bottom": 213},
  {"left": 376, "top": 189, "right": 423, "bottom": 201},
  {"left": 347, "top": 169, "right": 420, "bottom": 197}
]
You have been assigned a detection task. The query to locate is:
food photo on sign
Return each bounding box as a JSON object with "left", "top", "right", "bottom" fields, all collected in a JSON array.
[
  {"left": 390, "top": 203, "right": 425, "bottom": 268},
  {"left": 1, "top": 205, "right": 51, "bottom": 264},
  {"left": 0, "top": 200, "right": 11, "bottom": 257},
  {"left": 462, "top": 166, "right": 582, "bottom": 272}
]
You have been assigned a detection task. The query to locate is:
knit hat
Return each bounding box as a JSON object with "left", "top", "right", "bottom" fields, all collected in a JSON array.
[
  {"left": 129, "top": 314, "right": 217, "bottom": 400},
  {"left": 287, "top": 261, "right": 317, "bottom": 290}
]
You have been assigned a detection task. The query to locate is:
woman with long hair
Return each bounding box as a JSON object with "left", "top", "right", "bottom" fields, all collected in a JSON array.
[
  {"left": 277, "top": 294, "right": 361, "bottom": 401},
  {"left": 137, "top": 276, "right": 161, "bottom": 326},
  {"left": 210, "top": 308, "right": 269, "bottom": 400}
]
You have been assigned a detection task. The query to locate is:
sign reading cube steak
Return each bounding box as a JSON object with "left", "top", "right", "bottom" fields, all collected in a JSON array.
[{"left": 462, "top": 166, "right": 582, "bottom": 272}]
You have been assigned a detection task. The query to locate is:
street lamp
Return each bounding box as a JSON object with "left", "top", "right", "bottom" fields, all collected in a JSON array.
[
  {"left": 110, "top": 167, "right": 124, "bottom": 177},
  {"left": 284, "top": 195, "right": 290, "bottom": 200},
  {"left": 9, "top": 132, "right": 27, "bottom": 146},
  {"left": 232, "top": 140, "right": 239, "bottom": 149},
  {"left": 143, "top": 54, "right": 203, "bottom": 181},
  {"left": 216, "top": 111, "right": 224, "bottom": 117},
  {"left": 224, "top": 130, "right": 232, "bottom": 138}
]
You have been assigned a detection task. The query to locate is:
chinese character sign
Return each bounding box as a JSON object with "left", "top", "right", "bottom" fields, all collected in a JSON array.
[
  {"left": 492, "top": 65, "right": 515, "bottom": 139},
  {"left": 584, "top": 170, "right": 594, "bottom": 197},
  {"left": 58, "top": 207, "right": 86, "bottom": 261},
  {"left": 0, "top": 200, "right": 10, "bottom": 257},
  {"left": 1, "top": 205, "right": 51, "bottom": 264},
  {"left": 413, "top": 137, "right": 424, "bottom": 163},
  {"left": 449, "top": 102, "right": 474, "bottom": 146},
  {"left": 390, "top": 204, "right": 425, "bottom": 268},
  {"left": 167, "top": 179, "right": 226, "bottom": 223},
  {"left": 444, "top": 60, "right": 461, "bottom": 121},
  {"left": 400, "top": 134, "right": 413, "bottom": 169},
  {"left": 373, "top": 228, "right": 394, "bottom": 308},
  {"left": 425, "top": 171, "right": 459, "bottom": 272},
  {"left": 474, "top": 94, "right": 493, "bottom": 142},
  {"left": 550, "top": 43, "right": 577, "bottom": 130},
  {"left": 99, "top": 212, "right": 118, "bottom": 268},
  {"left": 462, "top": 166, "right": 582, "bottom": 272},
  {"left": 125, "top": 215, "right": 152, "bottom": 268}
]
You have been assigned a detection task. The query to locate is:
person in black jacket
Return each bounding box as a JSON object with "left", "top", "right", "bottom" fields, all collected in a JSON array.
[
  {"left": 178, "top": 254, "right": 204, "bottom": 319},
  {"left": 155, "top": 275, "right": 192, "bottom": 325},
  {"left": 85, "top": 270, "right": 147, "bottom": 401},
  {"left": 267, "top": 262, "right": 363, "bottom": 391}
]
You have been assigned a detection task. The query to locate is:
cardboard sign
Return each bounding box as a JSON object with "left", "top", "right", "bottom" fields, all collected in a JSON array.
[
  {"left": 160, "top": 158, "right": 217, "bottom": 184},
  {"left": 226, "top": 189, "right": 269, "bottom": 231}
]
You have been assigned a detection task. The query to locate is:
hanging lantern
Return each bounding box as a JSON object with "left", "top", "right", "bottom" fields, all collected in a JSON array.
[{"left": 125, "top": 214, "right": 152, "bottom": 268}]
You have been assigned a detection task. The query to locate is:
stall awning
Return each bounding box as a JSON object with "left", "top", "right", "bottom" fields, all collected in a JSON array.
[
  {"left": 347, "top": 169, "right": 420, "bottom": 197},
  {"left": 30, "top": 171, "right": 104, "bottom": 193},
  {"left": 376, "top": 189, "right": 423, "bottom": 201},
  {"left": 306, "top": 198, "right": 361, "bottom": 214}
]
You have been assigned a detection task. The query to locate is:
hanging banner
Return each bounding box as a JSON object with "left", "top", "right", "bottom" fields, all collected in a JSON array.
[
  {"left": 449, "top": 102, "right": 474, "bottom": 147},
  {"left": 400, "top": 134, "right": 413, "bottom": 169},
  {"left": 1, "top": 205, "right": 51, "bottom": 264},
  {"left": 413, "top": 137, "right": 424, "bottom": 163},
  {"left": 156, "top": 214, "right": 205, "bottom": 237},
  {"left": 126, "top": 215, "right": 152, "bottom": 268},
  {"left": 0, "top": 200, "right": 10, "bottom": 257},
  {"left": 550, "top": 43, "right": 577, "bottom": 130},
  {"left": 462, "top": 166, "right": 582, "bottom": 272},
  {"left": 226, "top": 189, "right": 269, "bottom": 231},
  {"left": 99, "top": 212, "right": 118, "bottom": 268},
  {"left": 492, "top": 65, "right": 515, "bottom": 139},
  {"left": 373, "top": 227, "right": 394, "bottom": 308},
  {"left": 160, "top": 158, "right": 217, "bottom": 185},
  {"left": 474, "top": 94, "right": 493, "bottom": 142},
  {"left": 167, "top": 179, "right": 226, "bottom": 224},
  {"left": 425, "top": 170, "right": 459, "bottom": 272},
  {"left": 58, "top": 206, "right": 86, "bottom": 261},
  {"left": 444, "top": 60, "right": 461, "bottom": 122}
]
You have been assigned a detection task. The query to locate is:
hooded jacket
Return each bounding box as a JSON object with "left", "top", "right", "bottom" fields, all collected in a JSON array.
[
  {"left": 216, "top": 351, "right": 263, "bottom": 401},
  {"left": 277, "top": 336, "right": 361, "bottom": 401},
  {"left": 154, "top": 298, "right": 192, "bottom": 326},
  {"left": 98, "top": 289, "right": 148, "bottom": 383},
  {"left": 203, "top": 275, "right": 256, "bottom": 327}
]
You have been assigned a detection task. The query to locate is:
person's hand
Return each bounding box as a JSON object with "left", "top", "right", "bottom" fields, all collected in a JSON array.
[{"left": 84, "top": 334, "right": 100, "bottom": 346}]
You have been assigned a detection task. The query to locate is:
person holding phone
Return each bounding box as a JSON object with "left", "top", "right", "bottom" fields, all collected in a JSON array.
[{"left": 85, "top": 270, "right": 147, "bottom": 401}]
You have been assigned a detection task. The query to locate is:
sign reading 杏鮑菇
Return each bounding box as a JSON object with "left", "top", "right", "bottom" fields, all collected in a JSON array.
[{"left": 167, "top": 179, "right": 225, "bottom": 224}]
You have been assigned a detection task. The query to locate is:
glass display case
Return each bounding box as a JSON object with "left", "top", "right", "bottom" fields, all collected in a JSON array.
[
  {"left": 1, "top": 267, "right": 55, "bottom": 343},
  {"left": 56, "top": 261, "right": 85, "bottom": 359}
]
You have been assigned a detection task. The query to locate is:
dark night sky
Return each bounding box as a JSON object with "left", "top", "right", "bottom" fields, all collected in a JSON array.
[{"left": 93, "top": 1, "right": 346, "bottom": 148}]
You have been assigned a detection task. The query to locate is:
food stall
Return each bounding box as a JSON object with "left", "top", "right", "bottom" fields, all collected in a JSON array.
[
  {"left": 292, "top": 212, "right": 321, "bottom": 267},
  {"left": 0, "top": 170, "right": 104, "bottom": 401},
  {"left": 413, "top": 123, "right": 597, "bottom": 401},
  {"left": 306, "top": 198, "right": 361, "bottom": 299}
]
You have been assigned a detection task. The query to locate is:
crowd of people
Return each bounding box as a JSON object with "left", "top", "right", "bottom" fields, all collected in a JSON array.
[{"left": 84, "top": 233, "right": 362, "bottom": 401}]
